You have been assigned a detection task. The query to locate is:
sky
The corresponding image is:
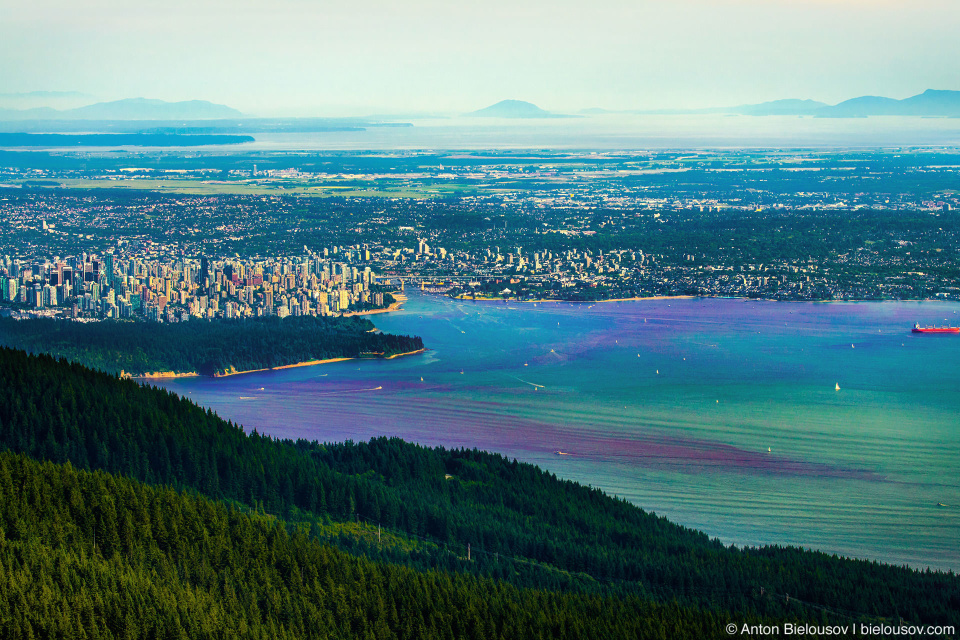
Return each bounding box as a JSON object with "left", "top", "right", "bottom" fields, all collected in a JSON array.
[{"left": 1, "top": 0, "right": 958, "bottom": 116}]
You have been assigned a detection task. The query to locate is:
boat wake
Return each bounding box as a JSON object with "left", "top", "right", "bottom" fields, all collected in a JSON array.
[{"left": 507, "top": 374, "right": 545, "bottom": 389}]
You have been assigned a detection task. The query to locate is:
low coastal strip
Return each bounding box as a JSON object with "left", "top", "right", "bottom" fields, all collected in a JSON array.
[
  {"left": 451, "top": 293, "right": 695, "bottom": 303},
  {"left": 132, "top": 349, "right": 425, "bottom": 380}
]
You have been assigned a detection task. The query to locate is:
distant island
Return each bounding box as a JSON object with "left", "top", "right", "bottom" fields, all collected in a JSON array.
[
  {"left": 0, "top": 117, "right": 412, "bottom": 136},
  {"left": 816, "top": 89, "right": 960, "bottom": 117},
  {"left": 467, "top": 99, "right": 577, "bottom": 119},
  {"left": 0, "top": 315, "right": 424, "bottom": 377},
  {"left": 0, "top": 133, "right": 254, "bottom": 147},
  {"left": 0, "top": 97, "right": 244, "bottom": 121},
  {"left": 586, "top": 89, "right": 960, "bottom": 118},
  {"left": 8, "top": 91, "right": 958, "bottom": 126}
]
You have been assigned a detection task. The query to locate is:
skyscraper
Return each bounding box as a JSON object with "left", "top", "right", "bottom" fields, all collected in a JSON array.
[{"left": 104, "top": 254, "right": 115, "bottom": 289}]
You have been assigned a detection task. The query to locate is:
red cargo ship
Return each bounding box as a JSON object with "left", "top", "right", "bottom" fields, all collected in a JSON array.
[{"left": 912, "top": 323, "right": 960, "bottom": 334}]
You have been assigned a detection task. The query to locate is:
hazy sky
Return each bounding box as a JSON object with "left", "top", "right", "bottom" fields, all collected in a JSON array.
[{"left": 1, "top": 0, "right": 958, "bottom": 116}]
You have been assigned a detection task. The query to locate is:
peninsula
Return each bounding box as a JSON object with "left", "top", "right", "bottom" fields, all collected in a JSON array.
[{"left": 0, "top": 314, "right": 423, "bottom": 377}]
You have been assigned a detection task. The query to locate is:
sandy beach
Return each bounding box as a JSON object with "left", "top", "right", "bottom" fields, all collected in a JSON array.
[
  {"left": 269, "top": 358, "right": 352, "bottom": 371},
  {"left": 134, "top": 350, "right": 423, "bottom": 381},
  {"left": 383, "top": 348, "right": 426, "bottom": 360},
  {"left": 135, "top": 358, "right": 352, "bottom": 380},
  {"left": 450, "top": 294, "right": 694, "bottom": 304},
  {"left": 589, "top": 295, "right": 695, "bottom": 303}
]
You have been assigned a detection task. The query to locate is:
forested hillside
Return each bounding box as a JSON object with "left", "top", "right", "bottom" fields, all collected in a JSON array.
[
  {"left": 0, "top": 451, "right": 734, "bottom": 639},
  {"left": 1, "top": 347, "right": 957, "bottom": 633},
  {"left": 0, "top": 315, "right": 423, "bottom": 376}
]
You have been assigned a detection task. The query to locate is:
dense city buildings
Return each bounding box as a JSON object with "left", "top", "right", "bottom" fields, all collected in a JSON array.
[
  {"left": 2, "top": 148, "right": 959, "bottom": 318},
  {"left": 0, "top": 249, "right": 389, "bottom": 321}
]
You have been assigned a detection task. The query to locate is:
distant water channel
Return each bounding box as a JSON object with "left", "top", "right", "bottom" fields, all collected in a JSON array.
[
  {"left": 154, "top": 293, "right": 960, "bottom": 571},
  {"left": 196, "top": 114, "right": 960, "bottom": 152}
]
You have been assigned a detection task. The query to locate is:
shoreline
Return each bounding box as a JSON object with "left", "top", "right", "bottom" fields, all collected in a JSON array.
[
  {"left": 342, "top": 293, "right": 407, "bottom": 317},
  {"left": 134, "top": 357, "right": 352, "bottom": 380},
  {"left": 450, "top": 294, "right": 695, "bottom": 304},
  {"left": 134, "top": 349, "right": 424, "bottom": 381},
  {"left": 446, "top": 292, "right": 957, "bottom": 305},
  {"left": 588, "top": 295, "right": 695, "bottom": 303},
  {"left": 268, "top": 357, "right": 352, "bottom": 371},
  {"left": 383, "top": 348, "right": 426, "bottom": 360},
  {"left": 129, "top": 370, "right": 200, "bottom": 380}
]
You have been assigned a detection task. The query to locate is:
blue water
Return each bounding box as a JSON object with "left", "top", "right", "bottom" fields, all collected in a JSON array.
[
  {"left": 196, "top": 115, "right": 960, "bottom": 152},
  {"left": 154, "top": 293, "right": 960, "bottom": 571}
]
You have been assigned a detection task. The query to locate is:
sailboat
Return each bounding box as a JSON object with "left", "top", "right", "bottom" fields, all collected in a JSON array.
[{"left": 835, "top": 383, "right": 840, "bottom": 391}]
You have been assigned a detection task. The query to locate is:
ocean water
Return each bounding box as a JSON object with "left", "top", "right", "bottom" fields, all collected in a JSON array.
[
  {"left": 19, "top": 114, "right": 960, "bottom": 155},
  {"left": 204, "top": 114, "right": 960, "bottom": 152},
  {"left": 154, "top": 294, "right": 960, "bottom": 571}
]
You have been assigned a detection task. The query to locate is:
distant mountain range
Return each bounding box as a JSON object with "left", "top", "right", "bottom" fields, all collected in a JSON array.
[
  {"left": 585, "top": 90, "right": 960, "bottom": 118},
  {"left": 467, "top": 100, "right": 577, "bottom": 119},
  {"left": 4, "top": 90, "right": 959, "bottom": 124},
  {"left": 738, "top": 90, "right": 960, "bottom": 117},
  {"left": 0, "top": 98, "right": 243, "bottom": 121},
  {"left": 818, "top": 90, "right": 960, "bottom": 117},
  {"left": 478, "top": 91, "right": 960, "bottom": 119}
]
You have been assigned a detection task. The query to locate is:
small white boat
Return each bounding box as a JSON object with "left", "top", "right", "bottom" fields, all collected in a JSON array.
[{"left": 835, "top": 383, "right": 840, "bottom": 391}]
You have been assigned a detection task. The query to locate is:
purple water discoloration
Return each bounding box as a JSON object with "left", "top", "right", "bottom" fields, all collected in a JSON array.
[
  {"left": 195, "top": 380, "right": 878, "bottom": 480},
  {"left": 547, "top": 431, "right": 881, "bottom": 480},
  {"left": 154, "top": 294, "right": 960, "bottom": 571}
]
